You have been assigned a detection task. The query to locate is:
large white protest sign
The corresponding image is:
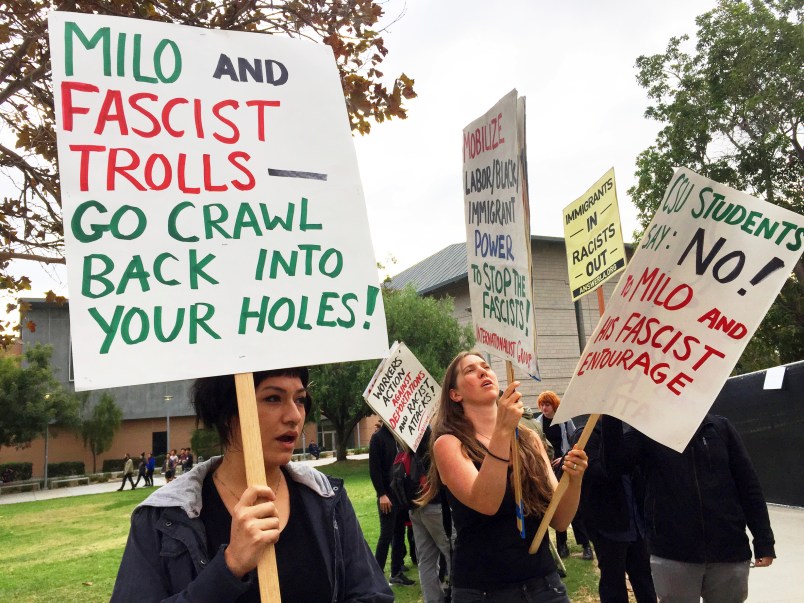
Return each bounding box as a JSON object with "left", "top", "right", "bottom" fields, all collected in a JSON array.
[
  {"left": 463, "top": 90, "right": 540, "bottom": 378},
  {"left": 563, "top": 168, "right": 627, "bottom": 301},
  {"left": 363, "top": 342, "right": 440, "bottom": 451},
  {"left": 49, "top": 12, "right": 388, "bottom": 390},
  {"left": 553, "top": 168, "right": 804, "bottom": 451}
]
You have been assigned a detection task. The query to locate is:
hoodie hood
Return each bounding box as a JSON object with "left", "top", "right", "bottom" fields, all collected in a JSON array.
[{"left": 138, "top": 455, "right": 337, "bottom": 519}]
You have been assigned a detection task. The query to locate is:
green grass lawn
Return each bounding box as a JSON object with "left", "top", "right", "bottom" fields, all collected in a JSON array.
[{"left": 0, "top": 459, "right": 599, "bottom": 602}]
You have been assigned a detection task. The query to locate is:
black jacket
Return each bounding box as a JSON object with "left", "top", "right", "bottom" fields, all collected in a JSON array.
[
  {"left": 368, "top": 425, "right": 397, "bottom": 500},
  {"left": 602, "top": 414, "right": 775, "bottom": 563},
  {"left": 578, "top": 422, "right": 644, "bottom": 538},
  {"left": 111, "top": 457, "right": 392, "bottom": 602}
]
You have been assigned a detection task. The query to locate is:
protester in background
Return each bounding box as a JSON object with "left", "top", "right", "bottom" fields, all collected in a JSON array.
[
  {"left": 118, "top": 453, "right": 136, "bottom": 491},
  {"left": 145, "top": 453, "right": 155, "bottom": 487},
  {"left": 536, "top": 391, "right": 593, "bottom": 561},
  {"left": 132, "top": 452, "right": 147, "bottom": 488},
  {"left": 580, "top": 422, "right": 656, "bottom": 603},
  {"left": 164, "top": 449, "right": 177, "bottom": 483},
  {"left": 369, "top": 421, "right": 415, "bottom": 586},
  {"left": 183, "top": 447, "right": 194, "bottom": 472},
  {"left": 410, "top": 427, "right": 451, "bottom": 603},
  {"left": 602, "top": 414, "right": 776, "bottom": 603},
  {"left": 112, "top": 367, "right": 391, "bottom": 602},
  {"left": 520, "top": 409, "right": 554, "bottom": 460},
  {"left": 422, "top": 351, "right": 587, "bottom": 602},
  {"left": 176, "top": 448, "right": 186, "bottom": 476}
]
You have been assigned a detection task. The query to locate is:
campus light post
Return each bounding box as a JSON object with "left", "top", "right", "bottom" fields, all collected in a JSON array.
[
  {"left": 164, "top": 394, "right": 173, "bottom": 456},
  {"left": 43, "top": 393, "right": 51, "bottom": 490}
]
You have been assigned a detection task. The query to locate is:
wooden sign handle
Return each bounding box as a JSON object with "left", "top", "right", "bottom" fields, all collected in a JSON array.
[
  {"left": 235, "top": 372, "right": 281, "bottom": 602},
  {"left": 528, "top": 413, "right": 600, "bottom": 554},
  {"left": 530, "top": 284, "right": 607, "bottom": 554},
  {"left": 505, "top": 362, "right": 525, "bottom": 536}
]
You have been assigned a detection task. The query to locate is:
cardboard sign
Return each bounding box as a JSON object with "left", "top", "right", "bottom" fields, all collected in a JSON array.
[
  {"left": 553, "top": 168, "right": 804, "bottom": 451},
  {"left": 563, "top": 168, "right": 627, "bottom": 300},
  {"left": 48, "top": 12, "right": 388, "bottom": 390},
  {"left": 463, "top": 90, "right": 540, "bottom": 378},
  {"left": 363, "top": 342, "right": 440, "bottom": 451}
]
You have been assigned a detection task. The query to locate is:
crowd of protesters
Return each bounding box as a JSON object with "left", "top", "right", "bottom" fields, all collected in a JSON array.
[{"left": 110, "top": 353, "right": 775, "bottom": 603}]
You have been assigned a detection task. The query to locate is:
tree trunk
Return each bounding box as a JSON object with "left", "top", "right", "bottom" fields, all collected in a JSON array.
[
  {"left": 335, "top": 416, "right": 364, "bottom": 461},
  {"left": 335, "top": 436, "right": 349, "bottom": 461}
]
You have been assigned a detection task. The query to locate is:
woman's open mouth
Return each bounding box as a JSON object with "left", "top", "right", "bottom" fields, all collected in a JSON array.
[{"left": 276, "top": 433, "right": 298, "bottom": 449}]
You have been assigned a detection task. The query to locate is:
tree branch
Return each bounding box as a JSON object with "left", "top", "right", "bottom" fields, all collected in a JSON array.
[{"left": 0, "top": 251, "right": 65, "bottom": 264}]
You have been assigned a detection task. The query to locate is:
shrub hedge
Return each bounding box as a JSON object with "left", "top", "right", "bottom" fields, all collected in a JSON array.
[
  {"left": 0, "top": 462, "right": 33, "bottom": 482},
  {"left": 46, "top": 461, "right": 85, "bottom": 477},
  {"left": 102, "top": 458, "right": 125, "bottom": 472}
]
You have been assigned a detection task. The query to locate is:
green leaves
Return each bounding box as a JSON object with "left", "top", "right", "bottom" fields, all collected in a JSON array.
[
  {"left": 0, "top": 344, "right": 80, "bottom": 448},
  {"left": 80, "top": 392, "right": 122, "bottom": 472},
  {"left": 630, "top": 0, "right": 804, "bottom": 370},
  {"left": 310, "top": 285, "right": 474, "bottom": 458}
]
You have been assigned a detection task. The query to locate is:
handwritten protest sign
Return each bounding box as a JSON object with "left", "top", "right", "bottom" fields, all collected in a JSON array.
[
  {"left": 463, "top": 90, "right": 539, "bottom": 378},
  {"left": 363, "top": 342, "right": 440, "bottom": 451},
  {"left": 563, "top": 168, "right": 627, "bottom": 301},
  {"left": 553, "top": 168, "right": 804, "bottom": 451},
  {"left": 48, "top": 12, "right": 388, "bottom": 390}
]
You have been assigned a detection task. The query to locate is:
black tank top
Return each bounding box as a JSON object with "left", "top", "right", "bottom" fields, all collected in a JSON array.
[
  {"left": 446, "top": 466, "right": 556, "bottom": 590},
  {"left": 201, "top": 468, "right": 331, "bottom": 602}
]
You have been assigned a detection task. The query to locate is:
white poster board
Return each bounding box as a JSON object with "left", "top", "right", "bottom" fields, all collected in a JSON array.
[
  {"left": 49, "top": 12, "right": 388, "bottom": 390},
  {"left": 463, "top": 90, "right": 540, "bottom": 378},
  {"left": 363, "top": 342, "right": 440, "bottom": 451},
  {"left": 563, "top": 168, "right": 627, "bottom": 301},
  {"left": 553, "top": 168, "right": 804, "bottom": 451}
]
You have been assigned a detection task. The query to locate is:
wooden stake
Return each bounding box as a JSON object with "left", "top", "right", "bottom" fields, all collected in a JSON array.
[
  {"left": 234, "top": 372, "right": 281, "bottom": 602},
  {"left": 597, "top": 286, "right": 606, "bottom": 316},
  {"left": 506, "top": 361, "right": 525, "bottom": 536},
  {"left": 528, "top": 413, "right": 599, "bottom": 553},
  {"left": 529, "top": 285, "right": 608, "bottom": 554}
]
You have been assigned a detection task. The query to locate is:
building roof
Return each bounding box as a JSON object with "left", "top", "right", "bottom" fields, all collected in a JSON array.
[
  {"left": 388, "top": 243, "right": 468, "bottom": 295},
  {"left": 388, "top": 235, "right": 569, "bottom": 295}
]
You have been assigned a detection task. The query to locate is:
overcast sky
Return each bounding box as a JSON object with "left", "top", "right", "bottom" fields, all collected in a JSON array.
[
  {"left": 8, "top": 0, "right": 719, "bottom": 302},
  {"left": 354, "top": 0, "right": 718, "bottom": 273}
]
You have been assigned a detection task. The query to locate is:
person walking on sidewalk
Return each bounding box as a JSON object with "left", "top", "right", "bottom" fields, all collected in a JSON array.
[
  {"left": 145, "top": 453, "right": 155, "bottom": 487},
  {"left": 118, "top": 453, "right": 136, "bottom": 491},
  {"left": 133, "top": 453, "right": 147, "bottom": 487}
]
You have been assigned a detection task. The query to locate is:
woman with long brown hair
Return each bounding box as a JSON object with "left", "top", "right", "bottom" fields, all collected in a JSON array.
[{"left": 420, "top": 351, "right": 587, "bottom": 602}]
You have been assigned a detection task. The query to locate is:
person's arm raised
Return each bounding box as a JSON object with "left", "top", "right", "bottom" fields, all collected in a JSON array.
[{"left": 433, "top": 382, "right": 523, "bottom": 515}]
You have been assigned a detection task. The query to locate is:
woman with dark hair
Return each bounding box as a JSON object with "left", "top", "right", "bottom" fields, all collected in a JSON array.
[
  {"left": 419, "top": 352, "right": 588, "bottom": 602},
  {"left": 112, "top": 368, "right": 392, "bottom": 602}
]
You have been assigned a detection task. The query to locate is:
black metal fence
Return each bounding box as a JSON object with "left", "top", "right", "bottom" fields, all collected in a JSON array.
[{"left": 711, "top": 360, "right": 804, "bottom": 507}]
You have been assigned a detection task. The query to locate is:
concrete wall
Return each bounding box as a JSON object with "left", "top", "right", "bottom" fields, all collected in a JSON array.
[{"left": 20, "top": 299, "right": 196, "bottom": 421}]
